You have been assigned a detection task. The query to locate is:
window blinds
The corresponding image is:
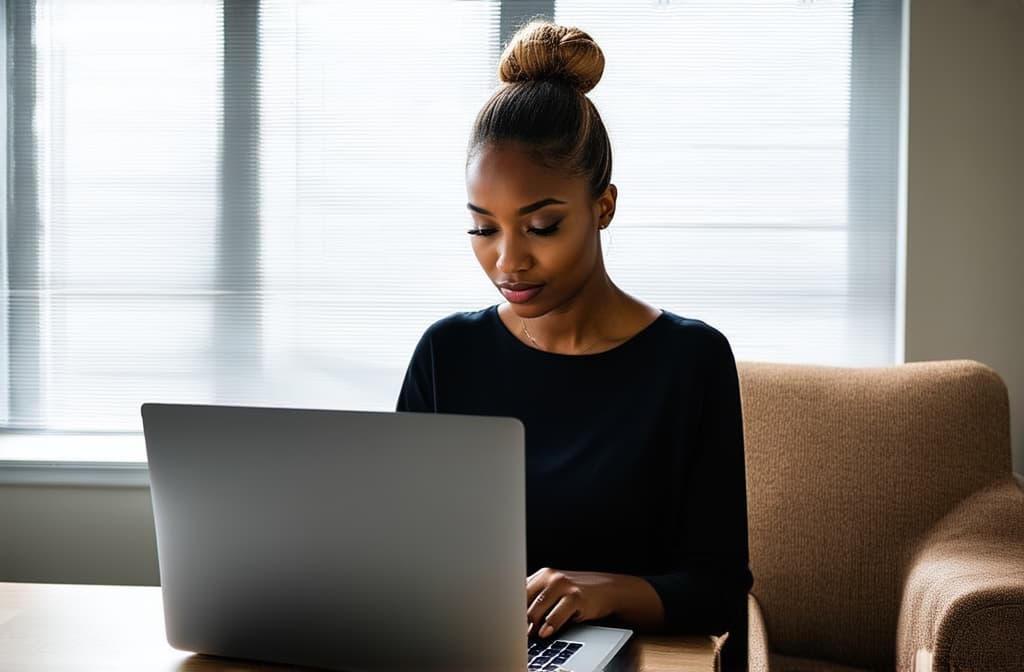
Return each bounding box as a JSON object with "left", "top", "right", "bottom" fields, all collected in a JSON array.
[{"left": 3, "top": 0, "right": 899, "bottom": 433}]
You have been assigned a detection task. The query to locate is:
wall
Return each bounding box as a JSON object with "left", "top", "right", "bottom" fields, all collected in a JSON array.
[
  {"left": 0, "top": 483, "right": 159, "bottom": 585},
  {"left": 903, "top": 0, "right": 1024, "bottom": 473},
  {"left": 2, "top": 0, "right": 1022, "bottom": 586}
]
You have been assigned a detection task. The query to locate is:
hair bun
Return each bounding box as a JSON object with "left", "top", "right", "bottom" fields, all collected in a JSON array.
[{"left": 498, "top": 21, "right": 605, "bottom": 94}]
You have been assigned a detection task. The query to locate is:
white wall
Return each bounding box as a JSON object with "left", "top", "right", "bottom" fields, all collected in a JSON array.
[
  {"left": 2, "top": 0, "right": 1022, "bottom": 586},
  {"left": 903, "top": 0, "right": 1024, "bottom": 473}
]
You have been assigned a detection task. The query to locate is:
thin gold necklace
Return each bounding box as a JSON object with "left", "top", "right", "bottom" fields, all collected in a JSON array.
[{"left": 520, "top": 318, "right": 602, "bottom": 355}]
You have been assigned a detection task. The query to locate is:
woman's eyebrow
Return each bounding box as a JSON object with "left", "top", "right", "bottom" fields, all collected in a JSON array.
[{"left": 466, "top": 198, "right": 567, "bottom": 217}]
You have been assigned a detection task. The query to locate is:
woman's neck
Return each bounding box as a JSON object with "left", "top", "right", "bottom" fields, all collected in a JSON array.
[{"left": 517, "top": 273, "right": 633, "bottom": 354}]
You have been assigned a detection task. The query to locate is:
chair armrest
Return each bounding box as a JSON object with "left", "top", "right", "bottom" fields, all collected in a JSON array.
[
  {"left": 896, "top": 476, "right": 1024, "bottom": 672},
  {"left": 748, "top": 593, "right": 770, "bottom": 672}
]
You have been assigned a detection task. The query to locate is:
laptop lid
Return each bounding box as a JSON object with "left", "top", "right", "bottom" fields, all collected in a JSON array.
[{"left": 143, "top": 403, "right": 527, "bottom": 672}]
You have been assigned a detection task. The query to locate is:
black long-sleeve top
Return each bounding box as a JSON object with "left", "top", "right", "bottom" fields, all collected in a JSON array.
[{"left": 396, "top": 305, "right": 752, "bottom": 635}]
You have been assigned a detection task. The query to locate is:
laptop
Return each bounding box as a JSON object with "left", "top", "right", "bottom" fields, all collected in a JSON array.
[{"left": 142, "top": 403, "right": 635, "bottom": 672}]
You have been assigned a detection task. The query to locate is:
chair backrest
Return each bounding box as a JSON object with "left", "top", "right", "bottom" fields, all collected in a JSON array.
[{"left": 736, "top": 360, "right": 1011, "bottom": 670}]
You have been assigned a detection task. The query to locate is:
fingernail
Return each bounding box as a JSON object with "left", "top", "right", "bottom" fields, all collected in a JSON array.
[{"left": 539, "top": 624, "right": 553, "bottom": 638}]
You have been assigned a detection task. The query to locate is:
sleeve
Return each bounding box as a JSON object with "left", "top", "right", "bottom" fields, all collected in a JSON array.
[
  {"left": 642, "top": 329, "right": 753, "bottom": 636},
  {"left": 395, "top": 329, "right": 438, "bottom": 413}
]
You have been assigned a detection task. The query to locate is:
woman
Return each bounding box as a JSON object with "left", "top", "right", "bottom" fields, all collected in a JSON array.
[{"left": 397, "top": 21, "right": 751, "bottom": 643}]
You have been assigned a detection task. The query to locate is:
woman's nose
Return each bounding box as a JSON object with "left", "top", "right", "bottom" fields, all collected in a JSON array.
[{"left": 496, "top": 233, "right": 532, "bottom": 273}]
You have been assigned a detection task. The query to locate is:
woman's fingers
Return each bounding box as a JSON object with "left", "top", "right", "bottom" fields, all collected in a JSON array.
[
  {"left": 527, "top": 585, "right": 554, "bottom": 634},
  {"left": 537, "top": 591, "right": 581, "bottom": 638},
  {"left": 526, "top": 570, "right": 569, "bottom": 635},
  {"left": 526, "top": 570, "right": 547, "bottom": 606},
  {"left": 526, "top": 568, "right": 559, "bottom": 610},
  {"left": 527, "top": 569, "right": 618, "bottom": 636}
]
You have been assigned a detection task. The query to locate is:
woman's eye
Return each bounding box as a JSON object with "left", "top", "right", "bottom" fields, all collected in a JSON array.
[
  {"left": 529, "top": 221, "right": 561, "bottom": 236},
  {"left": 466, "top": 228, "right": 497, "bottom": 236}
]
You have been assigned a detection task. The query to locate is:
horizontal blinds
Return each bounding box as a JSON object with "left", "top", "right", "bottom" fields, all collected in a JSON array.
[
  {"left": 7, "top": 0, "right": 224, "bottom": 431},
  {"left": 3, "top": 0, "right": 897, "bottom": 432},
  {"left": 554, "top": 0, "right": 897, "bottom": 365},
  {"left": 257, "top": 0, "right": 500, "bottom": 416}
]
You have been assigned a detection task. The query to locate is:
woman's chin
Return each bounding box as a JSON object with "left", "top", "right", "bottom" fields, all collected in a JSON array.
[{"left": 502, "top": 299, "right": 550, "bottom": 320}]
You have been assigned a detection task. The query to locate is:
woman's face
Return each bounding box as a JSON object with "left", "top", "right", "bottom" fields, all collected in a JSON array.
[{"left": 465, "top": 143, "right": 616, "bottom": 319}]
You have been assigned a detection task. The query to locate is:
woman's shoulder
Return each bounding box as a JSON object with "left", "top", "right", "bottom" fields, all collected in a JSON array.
[
  {"left": 645, "top": 311, "right": 737, "bottom": 376},
  {"left": 656, "top": 310, "right": 733, "bottom": 352},
  {"left": 418, "top": 305, "right": 500, "bottom": 343}
]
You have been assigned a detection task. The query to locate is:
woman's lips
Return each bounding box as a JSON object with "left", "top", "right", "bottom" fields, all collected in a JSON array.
[{"left": 499, "top": 284, "right": 543, "bottom": 303}]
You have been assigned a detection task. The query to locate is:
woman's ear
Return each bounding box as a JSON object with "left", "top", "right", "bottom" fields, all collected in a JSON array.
[{"left": 597, "top": 184, "right": 617, "bottom": 230}]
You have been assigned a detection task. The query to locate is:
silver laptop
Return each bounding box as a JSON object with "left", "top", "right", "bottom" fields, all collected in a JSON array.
[{"left": 143, "top": 403, "right": 634, "bottom": 672}]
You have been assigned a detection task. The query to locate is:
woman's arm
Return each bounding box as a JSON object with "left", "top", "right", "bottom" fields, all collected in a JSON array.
[
  {"left": 396, "top": 330, "right": 437, "bottom": 413},
  {"left": 641, "top": 328, "right": 752, "bottom": 634}
]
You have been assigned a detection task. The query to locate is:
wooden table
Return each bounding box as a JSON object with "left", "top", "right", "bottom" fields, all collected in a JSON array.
[{"left": 0, "top": 582, "right": 720, "bottom": 671}]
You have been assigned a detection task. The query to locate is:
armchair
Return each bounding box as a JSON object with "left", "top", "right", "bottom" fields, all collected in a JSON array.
[{"left": 737, "top": 360, "right": 1024, "bottom": 671}]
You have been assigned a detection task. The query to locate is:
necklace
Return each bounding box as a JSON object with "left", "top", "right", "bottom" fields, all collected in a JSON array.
[{"left": 521, "top": 318, "right": 602, "bottom": 355}]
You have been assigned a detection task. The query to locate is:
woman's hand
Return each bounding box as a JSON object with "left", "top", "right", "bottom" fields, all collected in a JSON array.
[
  {"left": 526, "top": 568, "right": 618, "bottom": 638},
  {"left": 526, "top": 568, "right": 667, "bottom": 638}
]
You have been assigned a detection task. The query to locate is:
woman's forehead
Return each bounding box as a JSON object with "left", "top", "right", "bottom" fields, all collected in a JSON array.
[{"left": 466, "top": 144, "right": 586, "bottom": 204}]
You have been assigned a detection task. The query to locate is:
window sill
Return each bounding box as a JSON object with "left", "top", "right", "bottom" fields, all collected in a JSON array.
[{"left": 0, "top": 432, "right": 148, "bottom": 487}]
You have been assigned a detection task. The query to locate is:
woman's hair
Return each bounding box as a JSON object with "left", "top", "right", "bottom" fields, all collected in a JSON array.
[{"left": 469, "top": 21, "right": 612, "bottom": 197}]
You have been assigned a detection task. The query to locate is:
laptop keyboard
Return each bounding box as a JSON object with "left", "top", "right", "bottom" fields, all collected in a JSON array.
[{"left": 527, "top": 639, "right": 584, "bottom": 671}]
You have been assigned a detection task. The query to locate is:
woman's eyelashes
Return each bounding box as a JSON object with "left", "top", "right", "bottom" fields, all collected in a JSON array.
[
  {"left": 466, "top": 221, "right": 562, "bottom": 237},
  {"left": 530, "top": 221, "right": 562, "bottom": 236}
]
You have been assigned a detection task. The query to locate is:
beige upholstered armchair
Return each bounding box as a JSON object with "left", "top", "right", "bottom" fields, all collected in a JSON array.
[{"left": 737, "top": 360, "right": 1024, "bottom": 672}]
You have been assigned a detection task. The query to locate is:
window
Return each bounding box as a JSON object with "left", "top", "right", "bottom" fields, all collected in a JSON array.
[
  {"left": 556, "top": 0, "right": 899, "bottom": 365},
  {"left": 2, "top": 0, "right": 900, "bottom": 438}
]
